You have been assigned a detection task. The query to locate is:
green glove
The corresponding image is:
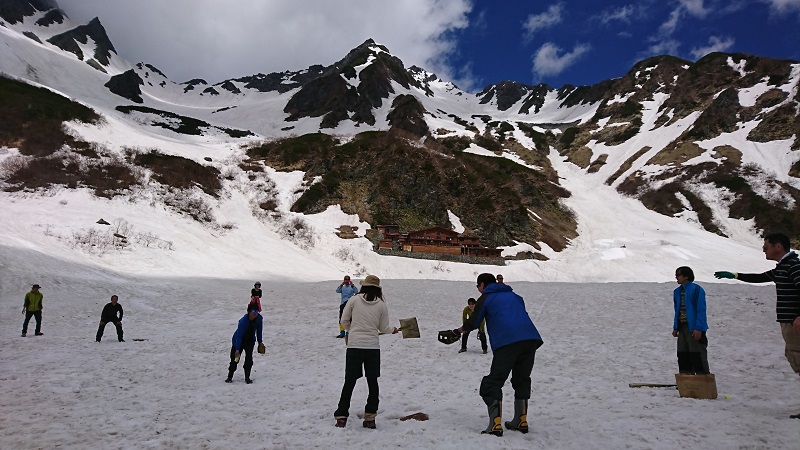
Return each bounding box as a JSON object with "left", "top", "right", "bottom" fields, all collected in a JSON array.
[{"left": 714, "top": 271, "right": 736, "bottom": 279}]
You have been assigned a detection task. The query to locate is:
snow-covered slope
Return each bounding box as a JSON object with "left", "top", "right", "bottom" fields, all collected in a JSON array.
[{"left": 0, "top": 5, "right": 794, "bottom": 283}]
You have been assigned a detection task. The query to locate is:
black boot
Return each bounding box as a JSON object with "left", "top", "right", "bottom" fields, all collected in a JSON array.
[
  {"left": 505, "top": 398, "right": 528, "bottom": 433},
  {"left": 225, "top": 369, "right": 234, "bottom": 383},
  {"left": 481, "top": 398, "right": 503, "bottom": 436}
]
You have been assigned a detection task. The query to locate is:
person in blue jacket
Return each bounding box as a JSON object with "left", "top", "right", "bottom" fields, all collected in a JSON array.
[
  {"left": 672, "top": 266, "right": 709, "bottom": 374},
  {"left": 225, "top": 302, "right": 263, "bottom": 384},
  {"left": 335, "top": 275, "right": 359, "bottom": 338},
  {"left": 456, "top": 273, "right": 543, "bottom": 437}
]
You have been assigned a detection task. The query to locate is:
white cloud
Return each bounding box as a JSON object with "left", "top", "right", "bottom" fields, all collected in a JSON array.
[
  {"left": 690, "top": 35, "right": 735, "bottom": 59},
  {"left": 532, "top": 42, "right": 591, "bottom": 77},
  {"left": 645, "top": 39, "right": 681, "bottom": 57},
  {"left": 523, "top": 3, "right": 564, "bottom": 37},
  {"left": 679, "top": 0, "right": 709, "bottom": 18},
  {"left": 762, "top": 0, "right": 800, "bottom": 13},
  {"left": 658, "top": 7, "right": 683, "bottom": 37},
  {"left": 657, "top": 0, "right": 708, "bottom": 39},
  {"left": 599, "top": 5, "right": 636, "bottom": 24},
  {"left": 57, "top": 0, "right": 472, "bottom": 84}
]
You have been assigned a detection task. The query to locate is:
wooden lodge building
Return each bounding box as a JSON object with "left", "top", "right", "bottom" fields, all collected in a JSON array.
[{"left": 376, "top": 225, "right": 502, "bottom": 258}]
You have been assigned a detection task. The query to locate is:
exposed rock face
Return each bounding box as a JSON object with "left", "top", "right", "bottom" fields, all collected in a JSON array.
[
  {"left": 682, "top": 87, "right": 741, "bottom": 140},
  {"left": 478, "top": 81, "right": 551, "bottom": 114},
  {"left": 246, "top": 131, "right": 577, "bottom": 250},
  {"left": 0, "top": 0, "right": 57, "bottom": 24},
  {"left": 35, "top": 8, "right": 65, "bottom": 26},
  {"left": 47, "top": 17, "right": 117, "bottom": 65},
  {"left": 387, "top": 94, "right": 429, "bottom": 137},
  {"left": 105, "top": 69, "right": 144, "bottom": 103},
  {"left": 282, "top": 39, "right": 427, "bottom": 128}
]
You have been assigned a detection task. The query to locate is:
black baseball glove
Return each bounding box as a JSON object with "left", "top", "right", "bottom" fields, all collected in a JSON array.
[{"left": 437, "top": 329, "right": 461, "bottom": 345}]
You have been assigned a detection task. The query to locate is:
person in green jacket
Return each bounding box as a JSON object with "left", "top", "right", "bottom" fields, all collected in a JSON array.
[
  {"left": 21, "top": 284, "right": 44, "bottom": 337},
  {"left": 460, "top": 298, "right": 488, "bottom": 354}
]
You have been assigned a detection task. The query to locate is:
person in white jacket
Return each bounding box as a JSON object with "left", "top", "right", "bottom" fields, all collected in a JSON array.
[{"left": 334, "top": 274, "right": 398, "bottom": 429}]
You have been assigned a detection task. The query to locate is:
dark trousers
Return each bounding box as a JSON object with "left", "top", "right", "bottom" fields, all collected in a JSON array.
[
  {"left": 676, "top": 324, "right": 709, "bottom": 374},
  {"left": 334, "top": 348, "right": 380, "bottom": 417},
  {"left": 96, "top": 321, "right": 123, "bottom": 341},
  {"left": 461, "top": 329, "right": 488, "bottom": 351},
  {"left": 22, "top": 310, "right": 42, "bottom": 334},
  {"left": 479, "top": 339, "right": 542, "bottom": 404},
  {"left": 228, "top": 341, "right": 255, "bottom": 379}
]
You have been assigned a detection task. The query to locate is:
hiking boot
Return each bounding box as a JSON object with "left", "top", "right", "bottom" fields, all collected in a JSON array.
[
  {"left": 505, "top": 399, "right": 528, "bottom": 433},
  {"left": 245, "top": 378, "right": 253, "bottom": 384},
  {"left": 224, "top": 378, "right": 232, "bottom": 383},
  {"left": 335, "top": 417, "right": 347, "bottom": 427},
  {"left": 35, "top": 332, "right": 43, "bottom": 336},
  {"left": 483, "top": 349, "right": 488, "bottom": 354},
  {"left": 481, "top": 399, "right": 503, "bottom": 436},
  {"left": 458, "top": 348, "right": 467, "bottom": 353},
  {"left": 119, "top": 339, "right": 125, "bottom": 342},
  {"left": 362, "top": 420, "right": 376, "bottom": 429},
  {"left": 790, "top": 412, "right": 800, "bottom": 419},
  {"left": 336, "top": 331, "right": 346, "bottom": 338},
  {"left": 21, "top": 333, "right": 26, "bottom": 337}
]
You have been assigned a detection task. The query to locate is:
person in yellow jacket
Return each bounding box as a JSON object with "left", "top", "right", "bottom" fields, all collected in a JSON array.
[
  {"left": 21, "top": 284, "right": 44, "bottom": 337},
  {"left": 460, "top": 298, "right": 488, "bottom": 354}
]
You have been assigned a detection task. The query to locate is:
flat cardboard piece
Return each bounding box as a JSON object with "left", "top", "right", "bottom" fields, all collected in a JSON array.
[
  {"left": 675, "top": 373, "right": 718, "bottom": 399},
  {"left": 398, "top": 317, "right": 420, "bottom": 338}
]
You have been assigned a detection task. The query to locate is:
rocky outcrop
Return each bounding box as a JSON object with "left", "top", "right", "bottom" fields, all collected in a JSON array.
[
  {"left": 478, "top": 81, "right": 551, "bottom": 114},
  {"left": 105, "top": 69, "right": 144, "bottom": 103},
  {"left": 387, "top": 94, "right": 429, "bottom": 137},
  {"left": 283, "top": 39, "right": 427, "bottom": 128},
  {"left": 47, "top": 17, "right": 117, "bottom": 65},
  {"left": 0, "top": 0, "right": 56, "bottom": 24}
]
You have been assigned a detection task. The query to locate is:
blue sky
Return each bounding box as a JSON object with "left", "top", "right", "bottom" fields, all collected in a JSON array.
[
  {"left": 58, "top": 0, "right": 800, "bottom": 92},
  {"left": 453, "top": 0, "right": 800, "bottom": 89}
]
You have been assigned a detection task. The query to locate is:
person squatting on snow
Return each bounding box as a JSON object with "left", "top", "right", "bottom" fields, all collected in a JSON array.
[
  {"left": 671, "top": 266, "right": 709, "bottom": 374},
  {"left": 21, "top": 284, "right": 44, "bottom": 337},
  {"left": 455, "top": 273, "right": 543, "bottom": 436},
  {"left": 334, "top": 275, "right": 398, "bottom": 429},
  {"left": 225, "top": 302, "right": 264, "bottom": 384},
  {"left": 715, "top": 232, "right": 800, "bottom": 419},
  {"left": 335, "top": 275, "right": 359, "bottom": 338},
  {"left": 96, "top": 295, "right": 124, "bottom": 342},
  {"left": 459, "top": 297, "right": 487, "bottom": 354}
]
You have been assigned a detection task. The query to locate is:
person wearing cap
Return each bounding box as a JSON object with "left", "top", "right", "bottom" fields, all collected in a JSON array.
[
  {"left": 96, "top": 295, "right": 125, "bottom": 342},
  {"left": 21, "top": 284, "right": 44, "bottom": 337},
  {"left": 459, "top": 298, "right": 487, "bottom": 354},
  {"left": 335, "top": 275, "right": 358, "bottom": 338},
  {"left": 334, "top": 274, "right": 398, "bottom": 429},
  {"left": 455, "top": 273, "right": 543, "bottom": 436},
  {"left": 225, "top": 302, "right": 264, "bottom": 384}
]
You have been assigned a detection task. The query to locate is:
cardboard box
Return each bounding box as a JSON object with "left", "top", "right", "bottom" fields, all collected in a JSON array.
[{"left": 675, "top": 373, "right": 717, "bottom": 399}]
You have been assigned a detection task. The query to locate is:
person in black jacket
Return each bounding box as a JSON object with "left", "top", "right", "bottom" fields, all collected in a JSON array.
[
  {"left": 715, "top": 232, "right": 800, "bottom": 419},
  {"left": 96, "top": 295, "right": 124, "bottom": 342},
  {"left": 251, "top": 281, "right": 262, "bottom": 299}
]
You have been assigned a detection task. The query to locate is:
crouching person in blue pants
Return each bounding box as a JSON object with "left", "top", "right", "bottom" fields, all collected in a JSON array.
[
  {"left": 225, "top": 302, "right": 263, "bottom": 384},
  {"left": 456, "top": 273, "right": 543, "bottom": 436}
]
